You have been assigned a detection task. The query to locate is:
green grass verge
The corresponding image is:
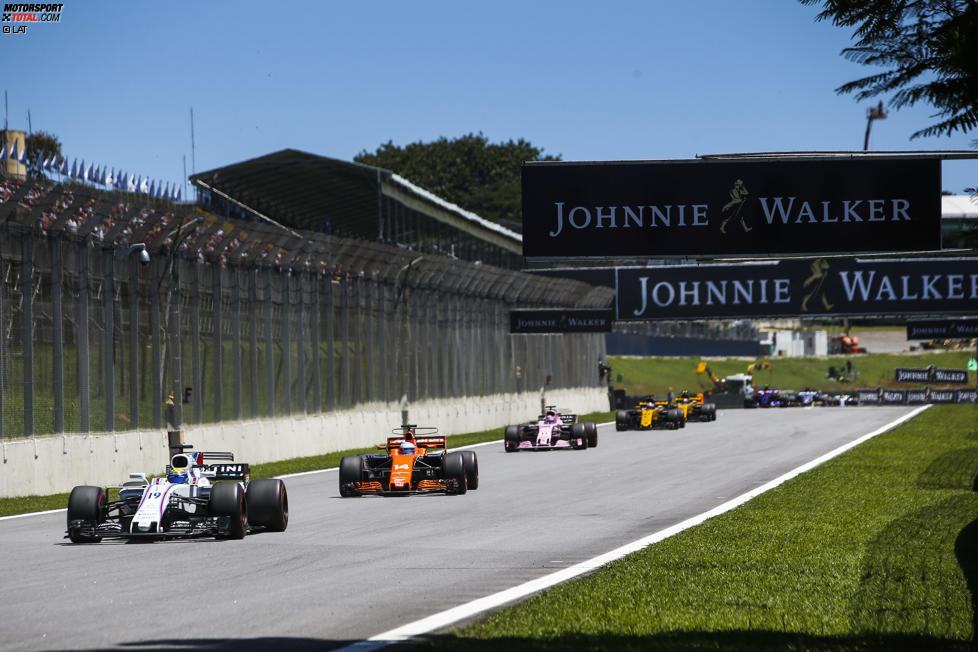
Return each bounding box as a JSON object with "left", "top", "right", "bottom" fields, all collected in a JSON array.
[
  {"left": 609, "top": 350, "right": 975, "bottom": 397},
  {"left": 426, "top": 404, "right": 978, "bottom": 651},
  {"left": 0, "top": 410, "right": 614, "bottom": 518}
]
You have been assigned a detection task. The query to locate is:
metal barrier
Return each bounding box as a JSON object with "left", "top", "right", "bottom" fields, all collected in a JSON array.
[{"left": 0, "top": 179, "right": 612, "bottom": 437}]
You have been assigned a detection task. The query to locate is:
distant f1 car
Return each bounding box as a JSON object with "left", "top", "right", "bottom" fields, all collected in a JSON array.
[
  {"left": 616, "top": 396, "right": 685, "bottom": 430},
  {"left": 747, "top": 387, "right": 785, "bottom": 408},
  {"left": 504, "top": 407, "right": 598, "bottom": 451},
  {"left": 339, "top": 425, "right": 478, "bottom": 496},
  {"left": 675, "top": 391, "right": 718, "bottom": 422},
  {"left": 65, "top": 446, "right": 288, "bottom": 543}
]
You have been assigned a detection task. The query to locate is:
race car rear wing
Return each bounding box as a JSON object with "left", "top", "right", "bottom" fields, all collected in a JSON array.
[
  {"left": 380, "top": 436, "right": 448, "bottom": 453},
  {"left": 537, "top": 412, "right": 577, "bottom": 423},
  {"left": 538, "top": 406, "right": 577, "bottom": 423},
  {"left": 205, "top": 463, "right": 251, "bottom": 481}
]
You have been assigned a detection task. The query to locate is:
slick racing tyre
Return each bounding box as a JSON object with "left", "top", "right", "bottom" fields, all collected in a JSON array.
[
  {"left": 570, "top": 422, "right": 588, "bottom": 449},
  {"left": 584, "top": 421, "right": 598, "bottom": 448},
  {"left": 442, "top": 452, "right": 468, "bottom": 495},
  {"left": 704, "top": 404, "right": 717, "bottom": 421},
  {"left": 504, "top": 425, "right": 520, "bottom": 453},
  {"left": 460, "top": 450, "right": 479, "bottom": 490},
  {"left": 246, "top": 478, "right": 289, "bottom": 532},
  {"left": 664, "top": 408, "right": 683, "bottom": 430},
  {"left": 67, "top": 485, "right": 106, "bottom": 543},
  {"left": 339, "top": 455, "right": 363, "bottom": 497},
  {"left": 209, "top": 482, "right": 247, "bottom": 539},
  {"left": 615, "top": 410, "right": 630, "bottom": 431}
]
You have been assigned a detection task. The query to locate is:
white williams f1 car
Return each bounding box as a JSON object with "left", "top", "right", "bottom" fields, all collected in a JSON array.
[{"left": 65, "top": 445, "right": 288, "bottom": 542}]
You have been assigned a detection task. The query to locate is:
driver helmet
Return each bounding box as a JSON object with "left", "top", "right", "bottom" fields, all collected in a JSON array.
[
  {"left": 167, "top": 468, "right": 188, "bottom": 484},
  {"left": 545, "top": 410, "right": 557, "bottom": 424},
  {"left": 399, "top": 441, "right": 416, "bottom": 455}
]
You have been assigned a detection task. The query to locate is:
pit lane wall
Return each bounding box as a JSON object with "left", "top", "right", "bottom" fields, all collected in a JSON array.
[{"left": 0, "top": 387, "right": 608, "bottom": 499}]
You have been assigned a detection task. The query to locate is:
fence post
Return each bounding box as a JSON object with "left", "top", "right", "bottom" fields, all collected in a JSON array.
[
  {"left": 352, "top": 276, "right": 362, "bottom": 407},
  {"left": 102, "top": 248, "right": 114, "bottom": 433},
  {"left": 213, "top": 263, "right": 223, "bottom": 422},
  {"left": 378, "top": 282, "right": 389, "bottom": 403},
  {"left": 128, "top": 256, "right": 139, "bottom": 429},
  {"left": 167, "top": 257, "right": 183, "bottom": 431},
  {"left": 312, "top": 272, "right": 322, "bottom": 413},
  {"left": 296, "top": 272, "right": 307, "bottom": 414},
  {"left": 249, "top": 267, "right": 259, "bottom": 419},
  {"left": 363, "top": 278, "right": 375, "bottom": 404},
  {"left": 150, "top": 258, "right": 162, "bottom": 429},
  {"left": 264, "top": 266, "right": 275, "bottom": 417},
  {"left": 341, "top": 275, "right": 351, "bottom": 409},
  {"left": 20, "top": 236, "right": 34, "bottom": 436},
  {"left": 232, "top": 265, "right": 242, "bottom": 421},
  {"left": 282, "top": 271, "right": 292, "bottom": 415},
  {"left": 325, "top": 272, "right": 336, "bottom": 412},
  {"left": 51, "top": 236, "right": 64, "bottom": 433},
  {"left": 191, "top": 261, "right": 202, "bottom": 424}
]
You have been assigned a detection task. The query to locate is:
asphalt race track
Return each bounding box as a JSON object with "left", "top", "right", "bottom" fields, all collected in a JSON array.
[{"left": 0, "top": 405, "right": 918, "bottom": 651}]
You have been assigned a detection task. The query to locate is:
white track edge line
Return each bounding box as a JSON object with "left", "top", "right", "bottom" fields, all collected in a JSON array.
[
  {"left": 332, "top": 405, "right": 930, "bottom": 652},
  {"left": 0, "top": 507, "right": 66, "bottom": 521}
]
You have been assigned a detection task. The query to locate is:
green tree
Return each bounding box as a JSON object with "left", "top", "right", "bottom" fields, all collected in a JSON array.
[
  {"left": 25, "top": 131, "right": 62, "bottom": 177},
  {"left": 800, "top": 0, "right": 978, "bottom": 139},
  {"left": 354, "top": 133, "right": 560, "bottom": 231}
]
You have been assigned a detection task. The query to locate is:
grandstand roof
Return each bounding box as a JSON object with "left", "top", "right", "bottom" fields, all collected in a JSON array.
[{"left": 188, "top": 149, "right": 522, "bottom": 251}]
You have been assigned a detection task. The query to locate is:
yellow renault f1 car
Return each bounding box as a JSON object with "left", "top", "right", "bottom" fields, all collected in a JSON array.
[
  {"left": 671, "top": 391, "right": 718, "bottom": 422},
  {"left": 615, "top": 396, "right": 685, "bottom": 431}
]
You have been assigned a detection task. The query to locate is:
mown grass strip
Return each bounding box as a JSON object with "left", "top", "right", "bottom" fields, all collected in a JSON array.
[
  {"left": 0, "top": 411, "right": 614, "bottom": 518},
  {"left": 428, "top": 405, "right": 978, "bottom": 652}
]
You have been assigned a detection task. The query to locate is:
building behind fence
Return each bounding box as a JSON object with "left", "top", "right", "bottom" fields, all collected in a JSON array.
[{"left": 0, "top": 178, "right": 612, "bottom": 438}]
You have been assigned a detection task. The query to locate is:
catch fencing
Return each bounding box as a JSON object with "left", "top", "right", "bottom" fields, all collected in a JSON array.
[{"left": 0, "top": 179, "right": 612, "bottom": 438}]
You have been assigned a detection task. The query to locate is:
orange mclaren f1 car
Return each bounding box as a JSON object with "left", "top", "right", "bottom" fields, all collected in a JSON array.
[{"left": 338, "top": 425, "right": 478, "bottom": 496}]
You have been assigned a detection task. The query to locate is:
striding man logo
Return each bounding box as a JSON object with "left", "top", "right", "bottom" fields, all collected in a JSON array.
[
  {"left": 800, "top": 258, "right": 834, "bottom": 312},
  {"left": 720, "top": 179, "right": 751, "bottom": 234}
]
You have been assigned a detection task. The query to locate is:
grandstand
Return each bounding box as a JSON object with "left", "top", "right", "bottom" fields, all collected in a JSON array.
[{"left": 190, "top": 149, "right": 523, "bottom": 270}]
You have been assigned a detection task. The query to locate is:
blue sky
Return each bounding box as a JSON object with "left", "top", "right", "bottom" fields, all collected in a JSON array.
[{"left": 2, "top": 0, "right": 975, "bottom": 200}]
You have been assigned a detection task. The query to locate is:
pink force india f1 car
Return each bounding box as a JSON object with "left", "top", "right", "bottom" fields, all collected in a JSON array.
[
  {"left": 65, "top": 445, "right": 288, "bottom": 542},
  {"left": 504, "top": 407, "right": 598, "bottom": 452}
]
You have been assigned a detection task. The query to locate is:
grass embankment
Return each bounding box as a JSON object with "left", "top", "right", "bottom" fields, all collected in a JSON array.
[
  {"left": 0, "top": 410, "right": 615, "bottom": 518},
  {"left": 609, "top": 351, "right": 975, "bottom": 397},
  {"left": 429, "top": 404, "right": 978, "bottom": 651}
]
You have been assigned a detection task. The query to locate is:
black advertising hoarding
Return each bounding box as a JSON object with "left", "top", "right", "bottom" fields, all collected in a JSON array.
[
  {"left": 856, "top": 388, "right": 973, "bottom": 405},
  {"left": 510, "top": 309, "right": 614, "bottom": 334},
  {"left": 894, "top": 367, "right": 969, "bottom": 384},
  {"left": 615, "top": 257, "right": 978, "bottom": 321},
  {"left": 522, "top": 158, "right": 941, "bottom": 258},
  {"left": 906, "top": 318, "right": 978, "bottom": 339}
]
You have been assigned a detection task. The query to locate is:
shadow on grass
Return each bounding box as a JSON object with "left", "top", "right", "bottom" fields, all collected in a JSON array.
[
  {"left": 916, "top": 447, "right": 978, "bottom": 491},
  {"left": 957, "top": 508, "right": 978, "bottom": 649},
  {"left": 849, "top": 493, "right": 978, "bottom": 643},
  {"left": 423, "top": 631, "right": 970, "bottom": 651}
]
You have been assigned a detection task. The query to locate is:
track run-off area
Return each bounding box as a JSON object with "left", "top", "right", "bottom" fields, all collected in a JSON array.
[{"left": 0, "top": 405, "right": 921, "bottom": 651}]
